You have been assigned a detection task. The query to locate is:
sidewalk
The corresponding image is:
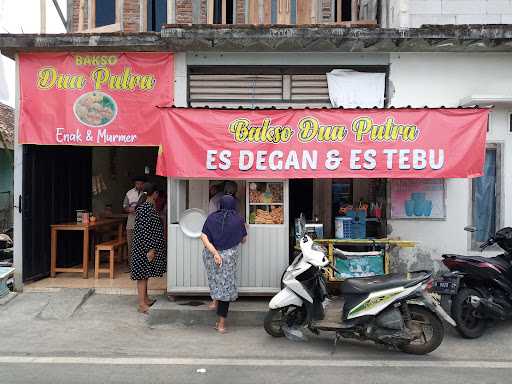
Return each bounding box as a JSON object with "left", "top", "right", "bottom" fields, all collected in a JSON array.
[{"left": 1, "top": 290, "right": 512, "bottom": 363}]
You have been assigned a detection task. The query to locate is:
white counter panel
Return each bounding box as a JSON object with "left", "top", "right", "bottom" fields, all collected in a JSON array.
[{"left": 168, "top": 224, "right": 288, "bottom": 295}]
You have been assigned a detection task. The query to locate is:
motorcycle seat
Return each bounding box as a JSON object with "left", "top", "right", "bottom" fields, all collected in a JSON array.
[
  {"left": 443, "top": 254, "right": 511, "bottom": 270},
  {"left": 340, "top": 272, "right": 429, "bottom": 295}
]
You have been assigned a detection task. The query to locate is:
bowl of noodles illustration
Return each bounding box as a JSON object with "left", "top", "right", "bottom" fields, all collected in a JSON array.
[{"left": 73, "top": 91, "right": 117, "bottom": 127}]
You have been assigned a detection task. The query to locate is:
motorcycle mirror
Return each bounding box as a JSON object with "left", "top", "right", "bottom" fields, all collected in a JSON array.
[{"left": 464, "top": 226, "right": 477, "bottom": 233}]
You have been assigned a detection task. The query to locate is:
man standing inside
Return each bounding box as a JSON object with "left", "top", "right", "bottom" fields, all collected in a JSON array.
[
  {"left": 123, "top": 176, "right": 146, "bottom": 269},
  {"left": 208, "top": 181, "right": 240, "bottom": 213},
  {"left": 208, "top": 182, "right": 225, "bottom": 214}
]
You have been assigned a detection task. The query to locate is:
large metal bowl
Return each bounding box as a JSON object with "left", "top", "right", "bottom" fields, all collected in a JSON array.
[{"left": 179, "top": 208, "right": 207, "bottom": 239}]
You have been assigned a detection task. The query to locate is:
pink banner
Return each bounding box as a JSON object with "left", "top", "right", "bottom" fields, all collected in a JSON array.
[
  {"left": 157, "top": 108, "right": 488, "bottom": 179},
  {"left": 19, "top": 52, "right": 173, "bottom": 146}
]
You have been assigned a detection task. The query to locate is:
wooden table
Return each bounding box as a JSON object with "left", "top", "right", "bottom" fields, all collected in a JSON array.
[{"left": 51, "top": 218, "right": 125, "bottom": 279}]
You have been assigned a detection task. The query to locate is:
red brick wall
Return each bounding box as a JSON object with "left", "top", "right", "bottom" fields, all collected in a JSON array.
[
  {"left": 71, "top": 0, "right": 141, "bottom": 33},
  {"left": 176, "top": 0, "right": 193, "bottom": 23},
  {"left": 71, "top": 0, "right": 89, "bottom": 32},
  {"left": 124, "top": 0, "right": 141, "bottom": 32},
  {"left": 69, "top": 0, "right": 336, "bottom": 32}
]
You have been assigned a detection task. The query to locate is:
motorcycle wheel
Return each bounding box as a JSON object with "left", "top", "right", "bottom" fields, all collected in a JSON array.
[
  {"left": 264, "top": 308, "right": 287, "bottom": 337},
  {"left": 400, "top": 305, "right": 444, "bottom": 355},
  {"left": 452, "top": 288, "right": 487, "bottom": 339}
]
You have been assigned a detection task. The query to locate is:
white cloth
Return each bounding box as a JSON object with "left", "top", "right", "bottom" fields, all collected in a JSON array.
[
  {"left": 208, "top": 192, "right": 224, "bottom": 214},
  {"left": 326, "top": 69, "right": 385, "bottom": 108},
  {"left": 0, "top": 54, "right": 10, "bottom": 105},
  {"left": 123, "top": 188, "right": 142, "bottom": 229}
]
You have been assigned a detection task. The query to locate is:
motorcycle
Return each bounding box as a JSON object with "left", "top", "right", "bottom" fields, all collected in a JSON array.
[
  {"left": 0, "top": 227, "right": 14, "bottom": 291},
  {"left": 433, "top": 226, "right": 512, "bottom": 339},
  {"left": 264, "top": 234, "right": 455, "bottom": 355}
]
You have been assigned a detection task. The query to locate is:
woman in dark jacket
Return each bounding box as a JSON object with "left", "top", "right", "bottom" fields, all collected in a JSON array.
[
  {"left": 201, "top": 195, "right": 247, "bottom": 333},
  {"left": 131, "top": 182, "right": 167, "bottom": 313}
]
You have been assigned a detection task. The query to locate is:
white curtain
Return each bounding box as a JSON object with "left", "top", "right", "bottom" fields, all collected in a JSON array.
[
  {"left": 326, "top": 69, "right": 386, "bottom": 108},
  {"left": 0, "top": 53, "right": 10, "bottom": 105}
]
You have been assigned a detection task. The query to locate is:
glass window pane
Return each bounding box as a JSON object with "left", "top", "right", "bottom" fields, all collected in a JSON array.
[
  {"left": 95, "top": 0, "right": 116, "bottom": 27},
  {"left": 148, "top": 0, "right": 168, "bottom": 32},
  {"left": 213, "top": 0, "right": 234, "bottom": 24},
  {"left": 248, "top": 182, "right": 284, "bottom": 224},
  {"left": 213, "top": 0, "right": 223, "bottom": 23},
  {"left": 473, "top": 149, "right": 497, "bottom": 242}
]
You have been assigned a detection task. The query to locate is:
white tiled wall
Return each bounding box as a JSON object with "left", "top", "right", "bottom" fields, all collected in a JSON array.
[
  {"left": 393, "top": 0, "right": 512, "bottom": 28},
  {"left": 407, "top": 0, "right": 512, "bottom": 27}
]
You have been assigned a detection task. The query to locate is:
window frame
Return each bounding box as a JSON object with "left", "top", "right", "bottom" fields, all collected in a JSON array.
[
  {"left": 141, "top": 0, "right": 175, "bottom": 32},
  {"left": 145, "top": 0, "right": 169, "bottom": 32},
  {"left": 207, "top": 0, "right": 235, "bottom": 24},
  {"left": 470, "top": 143, "right": 503, "bottom": 251},
  {"left": 334, "top": 0, "right": 358, "bottom": 23},
  {"left": 88, "top": 0, "right": 122, "bottom": 32}
]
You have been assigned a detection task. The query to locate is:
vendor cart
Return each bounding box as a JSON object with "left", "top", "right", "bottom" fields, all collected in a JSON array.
[{"left": 316, "top": 239, "right": 416, "bottom": 282}]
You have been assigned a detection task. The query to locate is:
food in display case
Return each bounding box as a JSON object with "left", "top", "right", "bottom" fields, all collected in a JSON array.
[
  {"left": 269, "top": 183, "right": 283, "bottom": 203},
  {"left": 249, "top": 182, "right": 283, "bottom": 204},
  {"left": 248, "top": 182, "right": 284, "bottom": 225},
  {"left": 250, "top": 206, "right": 284, "bottom": 225}
]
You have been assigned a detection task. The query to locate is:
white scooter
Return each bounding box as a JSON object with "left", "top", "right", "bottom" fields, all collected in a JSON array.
[{"left": 264, "top": 235, "right": 455, "bottom": 355}]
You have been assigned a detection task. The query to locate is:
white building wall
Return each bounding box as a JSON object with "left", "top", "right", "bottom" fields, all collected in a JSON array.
[
  {"left": 381, "top": 0, "right": 410, "bottom": 28},
  {"left": 389, "top": 52, "right": 512, "bottom": 271},
  {"left": 407, "top": 0, "right": 512, "bottom": 27}
]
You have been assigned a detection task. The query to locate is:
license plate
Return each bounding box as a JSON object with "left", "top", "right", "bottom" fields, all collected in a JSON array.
[{"left": 433, "top": 277, "right": 459, "bottom": 295}]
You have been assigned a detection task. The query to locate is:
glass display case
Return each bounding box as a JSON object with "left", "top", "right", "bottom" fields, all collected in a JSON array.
[{"left": 247, "top": 181, "right": 284, "bottom": 225}]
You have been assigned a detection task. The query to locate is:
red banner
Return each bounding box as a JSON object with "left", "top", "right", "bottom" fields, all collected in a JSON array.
[
  {"left": 19, "top": 52, "right": 173, "bottom": 146},
  {"left": 157, "top": 108, "right": 488, "bottom": 179}
]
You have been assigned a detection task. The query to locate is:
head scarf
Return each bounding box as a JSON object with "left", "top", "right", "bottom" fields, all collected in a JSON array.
[{"left": 202, "top": 195, "right": 247, "bottom": 251}]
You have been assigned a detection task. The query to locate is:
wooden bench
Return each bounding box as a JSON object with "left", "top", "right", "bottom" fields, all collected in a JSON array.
[{"left": 94, "top": 239, "right": 127, "bottom": 279}]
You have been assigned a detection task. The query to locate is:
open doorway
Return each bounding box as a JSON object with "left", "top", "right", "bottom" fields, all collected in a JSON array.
[
  {"left": 288, "top": 179, "right": 313, "bottom": 262},
  {"left": 22, "top": 145, "right": 166, "bottom": 293},
  {"left": 288, "top": 178, "right": 388, "bottom": 263}
]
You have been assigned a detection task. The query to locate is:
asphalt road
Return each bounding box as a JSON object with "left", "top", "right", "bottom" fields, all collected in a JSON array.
[
  {"left": 1, "top": 360, "right": 511, "bottom": 384},
  {"left": 2, "top": 292, "right": 512, "bottom": 383}
]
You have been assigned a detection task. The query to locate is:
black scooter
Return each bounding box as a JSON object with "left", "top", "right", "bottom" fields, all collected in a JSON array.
[{"left": 434, "top": 227, "right": 512, "bottom": 338}]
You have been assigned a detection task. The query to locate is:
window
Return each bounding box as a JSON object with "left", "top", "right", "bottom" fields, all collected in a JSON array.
[
  {"left": 334, "top": 0, "right": 353, "bottom": 22},
  {"left": 95, "top": 0, "right": 116, "bottom": 27},
  {"left": 208, "top": 0, "right": 234, "bottom": 24},
  {"left": 247, "top": 182, "right": 284, "bottom": 225},
  {"left": 334, "top": 0, "right": 379, "bottom": 24},
  {"left": 472, "top": 146, "right": 501, "bottom": 247},
  {"left": 147, "top": 0, "right": 168, "bottom": 32},
  {"left": 88, "top": 0, "right": 119, "bottom": 31}
]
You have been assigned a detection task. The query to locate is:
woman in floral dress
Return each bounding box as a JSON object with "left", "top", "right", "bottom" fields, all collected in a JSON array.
[{"left": 201, "top": 195, "right": 247, "bottom": 333}]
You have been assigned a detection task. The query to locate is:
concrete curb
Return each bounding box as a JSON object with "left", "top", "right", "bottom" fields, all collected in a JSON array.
[
  {"left": 37, "top": 288, "right": 94, "bottom": 320},
  {"left": 0, "top": 291, "right": 18, "bottom": 306},
  {"left": 147, "top": 299, "right": 269, "bottom": 327}
]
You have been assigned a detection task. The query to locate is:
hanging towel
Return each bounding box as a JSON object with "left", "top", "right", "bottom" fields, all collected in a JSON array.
[
  {"left": 326, "top": 69, "right": 385, "bottom": 108},
  {"left": 99, "top": 174, "right": 108, "bottom": 192},
  {"left": 92, "top": 176, "right": 98, "bottom": 195}
]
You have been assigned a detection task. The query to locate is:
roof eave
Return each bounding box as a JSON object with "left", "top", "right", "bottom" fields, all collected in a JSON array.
[{"left": 3, "top": 24, "right": 512, "bottom": 56}]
